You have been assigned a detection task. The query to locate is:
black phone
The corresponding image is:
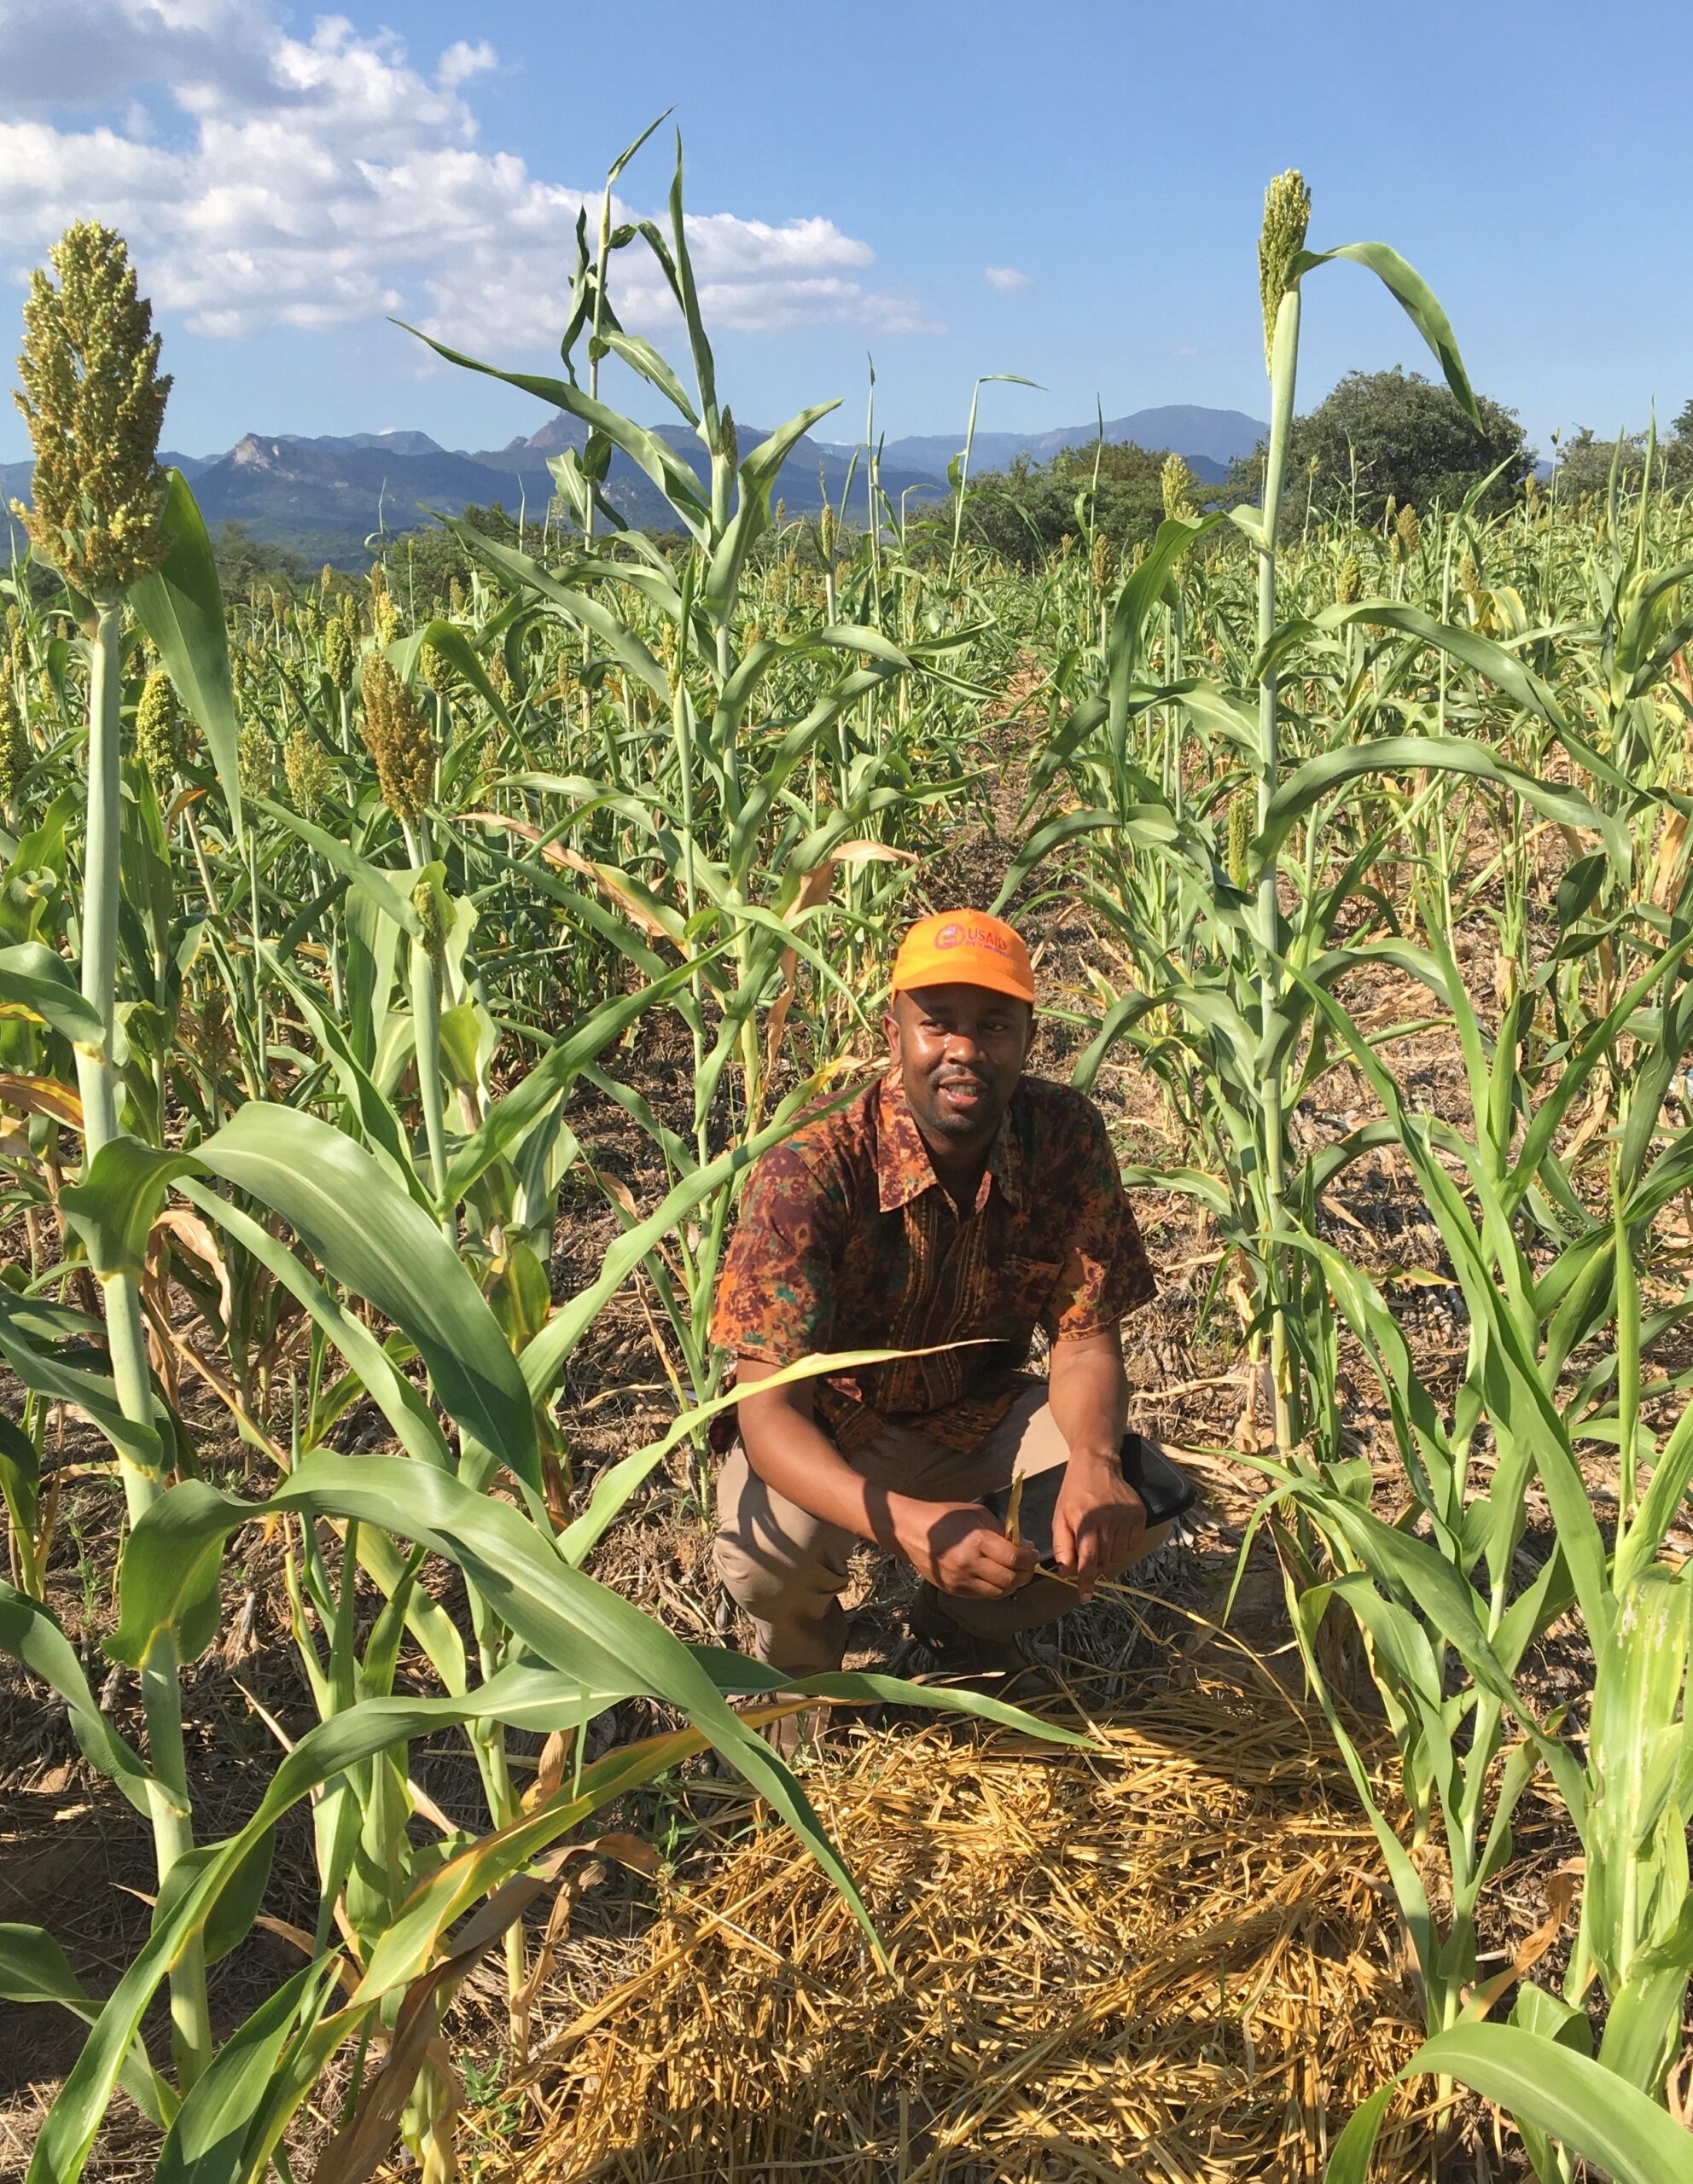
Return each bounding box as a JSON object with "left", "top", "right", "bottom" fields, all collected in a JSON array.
[{"left": 979, "top": 1433, "right": 1197, "bottom": 1567}]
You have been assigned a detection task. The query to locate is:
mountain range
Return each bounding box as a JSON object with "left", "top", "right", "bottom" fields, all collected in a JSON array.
[{"left": 1, "top": 404, "right": 1265, "bottom": 569}]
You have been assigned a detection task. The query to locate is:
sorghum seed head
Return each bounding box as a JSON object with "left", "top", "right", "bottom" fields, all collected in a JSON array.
[
  {"left": 323, "top": 613, "right": 355, "bottom": 691},
  {"left": 1335, "top": 552, "right": 1363, "bottom": 606},
  {"left": 1393, "top": 502, "right": 1422, "bottom": 561},
  {"left": 1161, "top": 452, "right": 1199, "bottom": 523},
  {"left": 236, "top": 722, "right": 274, "bottom": 799},
  {"left": 0, "top": 680, "right": 31, "bottom": 807},
  {"left": 12, "top": 223, "right": 173, "bottom": 598},
  {"left": 412, "top": 873, "right": 449, "bottom": 964},
  {"left": 134, "top": 668, "right": 183, "bottom": 777},
  {"left": 359, "top": 654, "right": 435, "bottom": 828},
  {"left": 1257, "top": 171, "right": 1312, "bottom": 374},
  {"left": 420, "top": 638, "right": 457, "bottom": 699},
  {"left": 283, "top": 727, "right": 333, "bottom": 820},
  {"left": 1225, "top": 792, "right": 1252, "bottom": 890}
]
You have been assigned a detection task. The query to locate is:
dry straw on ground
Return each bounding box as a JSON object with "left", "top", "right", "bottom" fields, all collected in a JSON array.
[{"left": 486, "top": 1671, "right": 1432, "bottom": 2183}]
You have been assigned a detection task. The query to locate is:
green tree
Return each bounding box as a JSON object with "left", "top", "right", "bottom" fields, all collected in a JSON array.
[
  {"left": 211, "top": 520, "right": 312, "bottom": 601},
  {"left": 1231, "top": 365, "right": 1531, "bottom": 526},
  {"left": 936, "top": 440, "right": 1183, "bottom": 569}
]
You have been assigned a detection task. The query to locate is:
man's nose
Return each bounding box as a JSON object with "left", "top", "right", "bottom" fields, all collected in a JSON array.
[{"left": 942, "top": 1028, "right": 986, "bottom": 1062}]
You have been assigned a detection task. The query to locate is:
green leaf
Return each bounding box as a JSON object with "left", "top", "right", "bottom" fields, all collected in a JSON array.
[
  {"left": 442, "top": 946, "right": 715, "bottom": 1208},
  {"left": 1404, "top": 2024, "right": 1693, "bottom": 2184},
  {"left": 1260, "top": 731, "right": 1626, "bottom": 874},
  {"left": 0, "top": 1583, "right": 162, "bottom": 1816},
  {"left": 248, "top": 796, "right": 422, "bottom": 939},
  {"left": 155, "top": 1961, "right": 336, "bottom": 2184},
  {"left": 1292, "top": 241, "right": 1479, "bottom": 426},
  {"left": 196, "top": 1106, "right": 540, "bottom": 1494},
  {"left": 0, "top": 940, "right": 103, "bottom": 1050},
  {"left": 386, "top": 619, "right": 514, "bottom": 735},
  {"left": 0, "top": 1924, "right": 172, "bottom": 2129},
  {"left": 0, "top": 1289, "right": 164, "bottom": 1474},
  {"left": 130, "top": 471, "right": 241, "bottom": 837}
]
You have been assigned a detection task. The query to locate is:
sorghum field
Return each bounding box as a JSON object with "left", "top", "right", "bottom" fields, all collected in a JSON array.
[{"left": 3, "top": 154, "right": 1692, "bottom": 2184}]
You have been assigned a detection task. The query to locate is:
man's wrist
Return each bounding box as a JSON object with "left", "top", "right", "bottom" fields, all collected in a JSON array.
[{"left": 1065, "top": 1442, "right": 1125, "bottom": 1474}]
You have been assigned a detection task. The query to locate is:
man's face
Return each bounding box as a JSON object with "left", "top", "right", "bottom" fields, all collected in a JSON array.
[{"left": 886, "top": 983, "right": 1034, "bottom": 1157}]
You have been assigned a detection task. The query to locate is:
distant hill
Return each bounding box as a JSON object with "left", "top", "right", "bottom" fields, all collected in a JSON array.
[
  {"left": 846, "top": 404, "right": 1267, "bottom": 484},
  {"left": 1, "top": 402, "right": 1264, "bottom": 567}
]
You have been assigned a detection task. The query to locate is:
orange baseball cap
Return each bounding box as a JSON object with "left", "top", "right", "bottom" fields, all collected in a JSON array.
[{"left": 890, "top": 910, "right": 1036, "bottom": 1005}]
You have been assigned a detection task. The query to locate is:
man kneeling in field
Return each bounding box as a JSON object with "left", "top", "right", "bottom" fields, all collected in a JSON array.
[{"left": 712, "top": 909, "right": 1168, "bottom": 1683}]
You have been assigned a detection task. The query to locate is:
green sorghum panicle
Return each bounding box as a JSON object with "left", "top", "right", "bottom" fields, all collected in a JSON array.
[
  {"left": 372, "top": 588, "right": 399, "bottom": 645},
  {"left": 1459, "top": 553, "right": 1484, "bottom": 611},
  {"left": 1335, "top": 553, "right": 1363, "bottom": 606},
  {"left": 1090, "top": 531, "right": 1113, "bottom": 593},
  {"left": 1257, "top": 171, "right": 1312, "bottom": 373},
  {"left": 1225, "top": 793, "right": 1253, "bottom": 890},
  {"left": 0, "top": 678, "right": 31, "bottom": 807},
  {"left": 1393, "top": 503, "right": 1422, "bottom": 562},
  {"left": 237, "top": 722, "right": 275, "bottom": 799},
  {"left": 283, "top": 729, "right": 333, "bottom": 820},
  {"left": 1161, "top": 453, "right": 1198, "bottom": 522},
  {"left": 134, "top": 667, "right": 183, "bottom": 777},
  {"left": 323, "top": 612, "right": 355, "bottom": 691},
  {"left": 420, "top": 638, "right": 457, "bottom": 700},
  {"left": 360, "top": 654, "right": 435, "bottom": 827},
  {"left": 817, "top": 505, "right": 837, "bottom": 563},
  {"left": 412, "top": 873, "right": 450, "bottom": 967},
  {"left": 12, "top": 223, "right": 172, "bottom": 597},
  {"left": 447, "top": 576, "right": 466, "bottom": 616}
]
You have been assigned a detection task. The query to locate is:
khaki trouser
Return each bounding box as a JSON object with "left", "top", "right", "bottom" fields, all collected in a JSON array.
[{"left": 713, "top": 1380, "right": 1172, "bottom": 1676}]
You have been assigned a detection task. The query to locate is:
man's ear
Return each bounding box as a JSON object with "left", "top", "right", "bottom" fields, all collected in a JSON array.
[
  {"left": 882, "top": 1001, "right": 903, "bottom": 1061},
  {"left": 1021, "top": 1006, "right": 1040, "bottom": 1066}
]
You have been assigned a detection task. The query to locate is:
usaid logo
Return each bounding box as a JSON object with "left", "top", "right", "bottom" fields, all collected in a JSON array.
[{"left": 934, "top": 921, "right": 1008, "bottom": 955}]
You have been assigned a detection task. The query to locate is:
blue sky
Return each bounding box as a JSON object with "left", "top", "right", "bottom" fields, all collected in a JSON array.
[{"left": 0, "top": 0, "right": 1679, "bottom": 463}]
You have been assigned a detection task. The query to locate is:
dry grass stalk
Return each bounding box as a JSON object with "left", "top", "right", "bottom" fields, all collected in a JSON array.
[{"left": 479, "top": 1676, "right": 1431, "bottom": 2183}]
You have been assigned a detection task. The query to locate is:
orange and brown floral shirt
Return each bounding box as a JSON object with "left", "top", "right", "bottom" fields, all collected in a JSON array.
[{"left": 712, "top": 1069, "right": 1155, "bottom": 1454}]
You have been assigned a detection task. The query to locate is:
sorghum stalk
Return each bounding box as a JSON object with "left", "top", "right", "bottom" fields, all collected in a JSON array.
[
  {"left": 12, "top": 221, "right": 212, "bottom": 2084},
  {"left": 1254, "top": 171, "right": 1312, "bottom": 1453}
]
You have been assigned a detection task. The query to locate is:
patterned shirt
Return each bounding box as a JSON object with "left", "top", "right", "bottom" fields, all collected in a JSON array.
[{"left": 712, "top": 1068, "right": 1155, "bottom": 1453}]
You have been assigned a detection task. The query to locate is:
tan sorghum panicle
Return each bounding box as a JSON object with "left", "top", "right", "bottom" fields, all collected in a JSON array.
[
  {"left": 0, "top": 678, "right": 31, "bottom": 807},
  {"left": 360, "top": 654, "right": 435, "bottom": 827},
  {"left": 1335, "top": 553, "right": 1363, "bottom": 606},
  {"left": 323, "top": 613, "right": 355, "bottom": 691},
  {"left": 12, "top": 223, "right": 172, "bottom": 597}
]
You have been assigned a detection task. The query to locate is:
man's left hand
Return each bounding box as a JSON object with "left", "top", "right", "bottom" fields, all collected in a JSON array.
[{"left": 1051, "top": 1454, "right": 1147, "bottom": 1604}]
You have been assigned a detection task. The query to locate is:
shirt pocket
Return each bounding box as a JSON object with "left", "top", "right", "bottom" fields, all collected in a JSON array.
[{"left": 976, "top": 1253, "right": 1062, "bottom": 1361}]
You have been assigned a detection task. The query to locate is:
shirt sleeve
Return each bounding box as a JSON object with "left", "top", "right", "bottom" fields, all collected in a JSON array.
[
  {"left": 1038, "top": 1101, "right": 1156, "bottom": 1341},
  {"left": 710, "top": 1141, "right": 846, "bottom": 1366}
]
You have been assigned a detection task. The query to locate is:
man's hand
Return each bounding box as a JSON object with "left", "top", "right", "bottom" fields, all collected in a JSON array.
[
  {"left": 893, "top": 1497, "right": 1038, "bottom": 1599},
  {"left": 1052, "top": 1455, "right": 1147, "bottom": 1603}
]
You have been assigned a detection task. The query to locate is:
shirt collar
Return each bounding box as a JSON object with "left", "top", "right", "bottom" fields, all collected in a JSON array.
[{"left": 875, "top": 1070, "right": 1024, "bottom": 1215}]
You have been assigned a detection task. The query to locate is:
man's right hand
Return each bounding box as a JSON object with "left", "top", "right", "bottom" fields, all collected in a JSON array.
[{"left": 892, "top": 1497, "right": 1039, "bottom": 1598}]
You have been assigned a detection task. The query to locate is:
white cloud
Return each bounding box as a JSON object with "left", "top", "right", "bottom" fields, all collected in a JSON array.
[
  {"left": 0, "top": 3, "right": 935, "bottom": 346},
  {"left": 984, "top": 265, "right": 1030, "bottom": 293},
  {"left": 437, "top": 38, "right": 497, "bottom": 90}
]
